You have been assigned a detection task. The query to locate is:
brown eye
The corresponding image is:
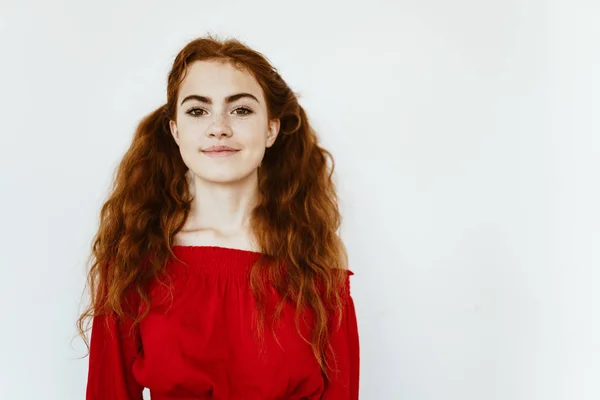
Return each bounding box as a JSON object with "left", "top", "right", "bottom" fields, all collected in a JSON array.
[
  {"left": 186, "top": 108, "right": 207, "bottom": 117},
  {"left": 233, "top": 107, "right": 253, "bottom": 116}
]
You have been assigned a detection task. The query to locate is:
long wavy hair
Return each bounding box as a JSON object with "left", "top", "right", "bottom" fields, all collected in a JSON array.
[{"left": 76, "top": 34, "right": 349, "bottom": 378}]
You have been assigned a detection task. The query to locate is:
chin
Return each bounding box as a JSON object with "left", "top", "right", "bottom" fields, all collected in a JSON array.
[{"left": 201, "top": 170, "right": 258, "bottom": 184}]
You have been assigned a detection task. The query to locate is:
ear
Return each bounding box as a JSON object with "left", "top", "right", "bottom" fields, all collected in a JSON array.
[
  {"left": 169, "top": 119, "right": 179, "bottom": 145},
  {"left": 266, "top": 118, "right": 280, "bottom": 148}
]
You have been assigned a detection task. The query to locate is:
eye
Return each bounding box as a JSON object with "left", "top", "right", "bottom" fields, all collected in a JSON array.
[
  {"left": 186, "top": 108, "right": 207, "bottom": 117},
  {"left": 233, "top": 107, "right": 253, "bottom": 116}
]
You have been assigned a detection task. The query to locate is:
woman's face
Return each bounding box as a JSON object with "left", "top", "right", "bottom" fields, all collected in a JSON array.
[{"left": 169, "top": 60, "right": 280, "bottom": 184}]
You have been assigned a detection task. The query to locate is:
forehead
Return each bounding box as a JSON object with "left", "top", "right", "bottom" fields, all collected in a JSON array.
[{"left": 178, "top": 60, "right": 264, "bottom": 101}]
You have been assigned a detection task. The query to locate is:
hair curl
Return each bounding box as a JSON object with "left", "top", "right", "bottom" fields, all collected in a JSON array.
[{"left": 76, "top": 34, "right": 349, "bottom": 378}]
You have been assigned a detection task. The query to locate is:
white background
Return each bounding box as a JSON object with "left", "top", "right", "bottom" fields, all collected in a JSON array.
[{"left": 1, "top": 0, "right": 598, "bottom": 399}]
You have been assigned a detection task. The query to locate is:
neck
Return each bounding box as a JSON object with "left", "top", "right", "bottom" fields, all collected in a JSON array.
[{"left": 184, "top": 169, "right": 260, "bottom": 235}]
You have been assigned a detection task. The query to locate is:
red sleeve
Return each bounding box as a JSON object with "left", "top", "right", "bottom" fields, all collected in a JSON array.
[
  {"left": 321, "top": 270, "right": 360, "bottom": 399},
  {"left": 86, "top": 289, "right": 144, "bottom": 400}
]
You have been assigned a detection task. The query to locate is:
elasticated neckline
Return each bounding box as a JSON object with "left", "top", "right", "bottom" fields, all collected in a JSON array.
[{"left": 170, "top": 245, "right": 269, "bottom": 278}]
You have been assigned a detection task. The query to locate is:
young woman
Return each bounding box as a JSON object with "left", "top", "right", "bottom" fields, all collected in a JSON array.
[{"left": 77, "top": 35, "right": 359, "bottom": 400}]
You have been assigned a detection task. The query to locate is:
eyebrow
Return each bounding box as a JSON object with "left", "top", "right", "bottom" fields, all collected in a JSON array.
[{"left": 180, "top": 93, "right": 260, "bottom": 106}]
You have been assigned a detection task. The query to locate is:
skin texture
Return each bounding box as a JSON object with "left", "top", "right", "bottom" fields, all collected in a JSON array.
[{"left": 168, "top": 60, "right": 280, "bottom": 249}]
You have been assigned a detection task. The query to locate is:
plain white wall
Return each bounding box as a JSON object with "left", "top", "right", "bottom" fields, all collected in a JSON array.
[{"left": 1, "top": 0, "right": 598, "bottom": 399}]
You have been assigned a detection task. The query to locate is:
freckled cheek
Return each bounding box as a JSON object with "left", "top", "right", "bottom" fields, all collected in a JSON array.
[
  {"left": 176, "top": 124, "right": 209, "bottom": 148},
  {"left": 229, "top": 120, "right": 267, "bottom": 142},
  {"left": 179, "top": 119, "right": 211, "bottom": 134}
]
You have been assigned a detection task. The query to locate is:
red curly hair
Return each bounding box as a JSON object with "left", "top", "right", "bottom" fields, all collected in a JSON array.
[{"left": 76, "top": 34, "right": 349, "bottom": 378}]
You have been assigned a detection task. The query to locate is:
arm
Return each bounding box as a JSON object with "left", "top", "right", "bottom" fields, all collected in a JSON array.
[
  {"left": 86, "top": 288, "right": 144, "bottom": 400},
  {"left": 321, "top": 270, "right": 360, "bottom": 399}
]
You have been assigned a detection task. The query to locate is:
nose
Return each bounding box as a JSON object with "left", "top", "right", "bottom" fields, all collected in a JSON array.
[{"left": 205, "top": 113, "right": 233, "bottom": 138}]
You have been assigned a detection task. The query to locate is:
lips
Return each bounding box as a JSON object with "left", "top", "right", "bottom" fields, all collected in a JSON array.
[
  {"left": 204, "top": 150, "right": 239, "bottom": 153},
  {"left": 203, "top": 145, "right": 239, "bottom": 152}
]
